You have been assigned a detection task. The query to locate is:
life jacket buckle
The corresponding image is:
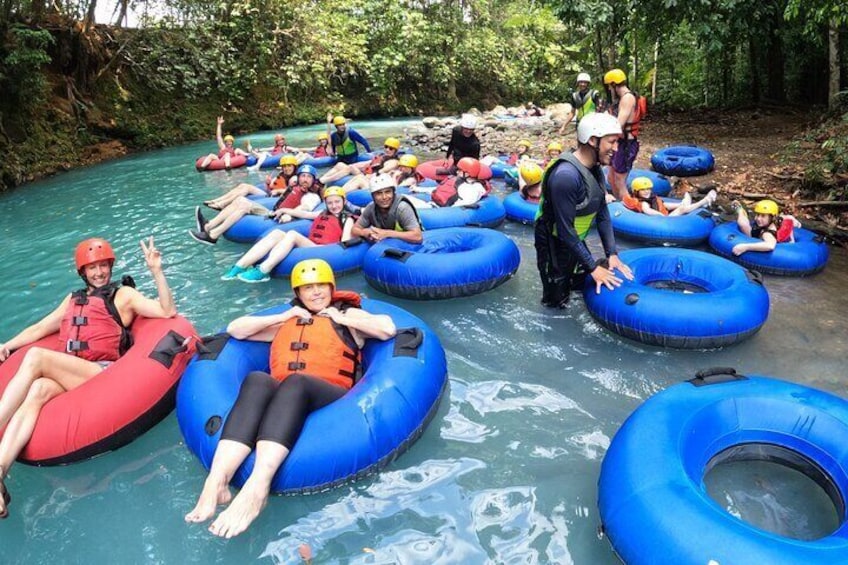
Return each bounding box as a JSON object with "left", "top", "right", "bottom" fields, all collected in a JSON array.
[
  {"left": 72, "top": 316, "right": 88, "bottom": 326},
  {"left": 65, "top": 340, "right": 88, "bottom": 353},
  {"left": 296, "top": 318, "right": 314, "bottom": 326},
  {"left": 288, "top": 361, "right": 306, "bottom": 371},
  {"left": 290, "top": 341, "right": 309, "bottom": 351}
]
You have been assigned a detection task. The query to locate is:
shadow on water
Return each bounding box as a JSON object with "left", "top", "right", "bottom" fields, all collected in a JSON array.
[{"left": 1, "top": 118, "right": 847, "bottom": 563}]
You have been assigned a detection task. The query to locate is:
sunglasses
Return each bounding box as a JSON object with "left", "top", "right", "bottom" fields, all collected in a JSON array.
[{"left": 384, "top": 145, "right": 397, "bottom": 150}]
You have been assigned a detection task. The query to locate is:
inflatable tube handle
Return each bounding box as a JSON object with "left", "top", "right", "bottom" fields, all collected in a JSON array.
[
  {"left": 688, "top": 367, "right": 747, "bottom": 387},
  {"left": 195, "top": 332, "right": 230, "bottom": 361},
  {"left": 461, "top": 203, "right": 481, "bottom": 210},
  {"left": 339, "top": 237, "right": 364, "bottom": 248},
  {"left": 148, "top": 330, "right": 189, "bottom": 369},
  {"left": 465, "top": 222, "right": 484, "bottom": 227},
  {"left": 392, "top": 327, "right": 423, "bottom": 357},
  {"left": 745, "top": 269, "right": 764, "bottom": 286},
  {"left": 382, "top": 248, "right": 413, "bottom": 262}
]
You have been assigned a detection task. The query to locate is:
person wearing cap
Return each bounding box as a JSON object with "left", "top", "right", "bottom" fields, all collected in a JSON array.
[
  {"left": 623, "top": 177, "right": 717, "bottom": 216},
  {"left": 481, "top": 139, "right": 533, "bottom": 168},
  {"left": 518, "top": 161, "right": 543, "bottom": 203},
  {"left": 0, "top": 237, "right": 176, "bottom": 518},
  {"left": 542, "top": 141, "right": 564, "bottom": 167},
  {"left": 351, "top": 174, "right": 423, "bottom": 244},
  {"left": 197, "top": 116, "right": 250, "bottom": 171},
  {"left": 248, "top": 134, "right": 304, "bottom": 171},
  {"left": 604, "top": 69, "right": 644, "bottom": 201},
  {"left": 294, "top": 132, "right": 331, "bottom": 164},
  {"left": 319, "top": 137, "right": 401, "bottom": 185},
  {"left": 340, "top": 152, "right": 422, "bottom": 193},
  {"left": 731, "top": 199, "right": 801, "bottom": 255},
  {"left": 407, "top": 157, "right": 490, "bottom": 209},
  {"left": 190, "top": 165, "right": 324, "bottom": 245},
  {"left": 326, "top": 113, "right": 372, "bottom": 165},
  {"left": 559, "top": 72, "right": 603, "bottom": 135},
  {"left": 223, "top": 187, "right": 360, "bottom": 283},
  {"left": 185, "top": 258, "right": 396, "bottom": 537},
  {"left": 534, "top": 112, "right": 633, "bottom": 308},
  {"left": 439, "top": 114, "right": 481, "bottom": 176}
]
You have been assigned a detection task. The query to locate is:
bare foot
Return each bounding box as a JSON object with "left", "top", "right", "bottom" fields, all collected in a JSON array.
[
  {"left": 208, "top": 481, "right": 269, "bottom": 538},
  {"left": 184, "top": 478, "right": 232, "bottom": 523}
]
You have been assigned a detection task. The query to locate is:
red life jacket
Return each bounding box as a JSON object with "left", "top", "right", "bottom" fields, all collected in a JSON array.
[
  {"left": 313, "top": 145, "right": 329, "bottom": 157},
  {"left": 57, "top": 282, "right": 133, "bottom": 362},
  {"left": 432, "top": 177, "right": 461, "bottom": 207},
  {"left": 273, "top": 182, "right": 322, "bottom": 211},
  {"left": 269, "top": 291, "right": 362, "bottom": 389},
  {"left": 365, "top": 154, "right": 387, "bottom": 175},
  {"left": 611, "top": 91, "right": 646, "bottom": 138},
  {"left": 218, "top": 147, "right": 236, "bottom": 158},
  {"left": 308, "top": 210, "right": 350, "bottom": 244}
]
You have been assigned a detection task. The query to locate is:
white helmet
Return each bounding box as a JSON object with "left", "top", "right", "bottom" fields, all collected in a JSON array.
[
  {"left": 459, "top": 114, "right": 477, "bottom": 129},
  {"left": 576, "top": 72, "right": 591, "bottom": 84},
  {"left": 370, "top": 173, "right": 397, "bottom": 193},
  {"left": 577, "top": 113, "right": 622, "bottom": 144}
]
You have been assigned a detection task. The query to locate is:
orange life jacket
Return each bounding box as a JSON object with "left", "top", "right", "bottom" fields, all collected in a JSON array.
[
  {"left": 365, "top": 154, "right": 388, "bottom": 175},
  {"left": 624, "top": 194, "right": 668, "bottom": 215},
  {"left": 57, "top": 282, "right": 133, "bottom": 362},
  {"left": 611, "top": 91, "right": 646, "bottom": 138},
  {"left": 308, "top": 210, "right": 350, "bottom": 244},
  {"left": 268, "top": 173, "right": 294, "bottom": 191},
  {"left": 268, "top": 291, "right": 362, "bottom": 389}
]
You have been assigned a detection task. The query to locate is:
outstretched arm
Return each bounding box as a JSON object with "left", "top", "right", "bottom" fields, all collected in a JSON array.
[
  {"left": 350, "top": 129, "right": 372, "bottom": 153},
  {"left": 216, "top": 116, "right": 225, "bottom": 150},
  {"left": 0, "top": 295, "right": 70, "bottom": 362}
]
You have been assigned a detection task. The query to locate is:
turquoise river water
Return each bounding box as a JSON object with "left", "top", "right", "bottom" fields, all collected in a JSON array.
[{"left": 0, "top": 119, "right": 846, "bottom": 564}]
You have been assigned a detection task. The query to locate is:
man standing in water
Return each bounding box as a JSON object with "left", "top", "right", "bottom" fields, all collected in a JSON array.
[{"left": 534, "top": 113, "right": 633, "bottom": 308}]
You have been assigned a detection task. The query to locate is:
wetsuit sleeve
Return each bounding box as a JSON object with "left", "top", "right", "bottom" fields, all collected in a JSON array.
[
  {"left": 350, "top": 129, "right": 372, "bottom": 152},
  {"left": 470, "top": 137, "right": 481, "bottom": 159},
  {"left": 396, "top": 201, "right": 422, "bottom": 231},
  {"left": 595, "top": 201, "right": 618, "bottom": 258},
  {"left": 445, "top": 127, "right": 458, "bottom": 160},
  {"left": 548, "top": 164, "right": 596, "bottom": 270}
]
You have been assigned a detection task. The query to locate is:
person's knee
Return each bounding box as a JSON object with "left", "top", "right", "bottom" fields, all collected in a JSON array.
[
  {"left": 26, "top": 378, "right": 60, "bottom": 405},
  {"left": 21, "top": 346, "right": 47, "bottom": 369}
]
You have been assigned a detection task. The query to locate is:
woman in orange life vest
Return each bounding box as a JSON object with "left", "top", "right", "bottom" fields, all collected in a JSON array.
[
  {"left": 190, "top": 165, "right": 324, "bottom": 245},
  {"left": 197, "top": 116, "right": 251, "bottom": 171},
  {"left": 340, "top": 153, "right": 422, "bottom": 193},
  {"left": 202, "top": 156, "right": 300, "bottom": 213},
  {"left": 518, "top": 161, "right": 543, "bottom": 203},
  {"left": 221, "top": 187, "right": 358, "bottom": 283},
  {"left": 319, "top": 137, "right": 401, "bottom": 185},
  {"left": 731, "top": 199, "right": 801, "bottom": 256},
  {"left": 622, "top": 177, "right": 717, "bottom": 216},
  {"left": 184, "top": 259, "right": 396, "bottom": 538},
  {"left": 0, "top": 237, "right": 176, "bottom": 519}
]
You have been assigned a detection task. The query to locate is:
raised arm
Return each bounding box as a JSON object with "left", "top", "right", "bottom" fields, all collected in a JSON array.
[
  {"left": 0, "top": 295, "right": 70, "bottom": 362},
  {"left": 122, "top": 237, "right": 177, "bottom": 319},
  {"left": 216, "top": 116, "right": 225, "bottom": 150}
]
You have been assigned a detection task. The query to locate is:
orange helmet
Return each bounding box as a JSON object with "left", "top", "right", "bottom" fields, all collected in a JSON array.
[
  {"left": 457, "top": 157, "right": 482, "bottom": 178},
  {"left": 75, "top": 238, "right": 115, "bottom": 271}
]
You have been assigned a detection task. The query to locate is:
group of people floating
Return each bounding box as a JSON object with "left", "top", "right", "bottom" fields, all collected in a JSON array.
[{"left": 0, "top": 68, "right": 806, "bottom": 538}]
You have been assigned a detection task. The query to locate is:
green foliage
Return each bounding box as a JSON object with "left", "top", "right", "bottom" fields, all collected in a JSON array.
[{"left": 0, "top": 25, "right": 53, "bottom": 115}]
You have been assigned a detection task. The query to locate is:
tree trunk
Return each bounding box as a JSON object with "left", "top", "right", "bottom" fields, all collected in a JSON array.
[
  {"left": 595, "top": 27, "right": 605, "bottom": 72},
  {"left": 748, "top": 35, "right": 760, "bottom": 104},
  {"left": 829, "top": 18, "right": 841, "bottom": 109},
  {"left": 115, "top": 0, "right": 128, "bottom": 27},
  {"left": 721, "top": 48, "right": 732, "bottom": 105},
  {"left": 651, "top": 39, "right": 659, "bottom": 105},
  {"left": 765, "top": 9, "right": 786, "bottom": 103},
  {"left": 631, "top": 24, "right": 638, "bottom": 87},
  {"left": 83, "top": 0, "right": 97, "bottom": 32}
]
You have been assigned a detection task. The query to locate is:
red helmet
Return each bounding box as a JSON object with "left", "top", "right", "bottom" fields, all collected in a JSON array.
[
  {"left": 457, "top": 157, "right": 481, "bottom": 179},
  {"left": 75, "top": 238, "right": 115, "bottom": 271}
]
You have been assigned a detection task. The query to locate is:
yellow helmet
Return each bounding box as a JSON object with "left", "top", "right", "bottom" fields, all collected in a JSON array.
[
  {"left": 322, "top": 186, "right": 346, "bottom": 201},
  {"left": 604, "top": 69, "right": 627, "bottom": 85},
  {"left": 332, "top": 116, "right": 347, "bottom": 126},
  {"left": 631, "top": 177, "right": 654, "bottom": 193},
  {"left": 398, "top": 154, "right": 419, "bottom": 168},
  {"left": 519, "top": 162, "right": 543, "bottom": 185},
  {"left": 753, "top": 199, "right": 779, "bottom": 216},
  {"left": 518, "top": 139, "right": 532, "bottom": 149},
  {"left": 279, "top": 154, "right": 298, "bottom": 167},
  {"left": 384, "top": 137, "right": 401, "bottom": 150},
  {"left": 291, "top": 259, "right": 335, "bottom": 291},
  {"left": 223, "top": 134, "right": 235, "bottom": 143},
  {"left": 318, "top": 132, "right": 329, "bottom": 141},
  {"left": 547, "top": 141, "right": 563, "bottom": 152}
]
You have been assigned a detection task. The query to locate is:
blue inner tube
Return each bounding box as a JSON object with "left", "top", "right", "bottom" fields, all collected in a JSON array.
[
  {"left": 417, "top": 194, "right": 505, "bottom": 229},
  {"left": 245, "top": 153, "right": 283, "bottom": 169},
  {"left": 503, "top": 191, "right": 539, "bottom": 225},
  {"left": 608, "top": 199, "right": 716, "bottom": 246},
  {"left": 301, "top": 154, "right": 337, "bottom": 168},
  {"left": 362, "top": 227, "right": 521, "bottom": 299},
  {"left": 222, "top": 198, "right": 313, "bottom": 243},
  {"left": 489, "top": 159, "right": 509, "bottom": 179},
  {"left": 709, "top": 222, "right": 829, "bottom": 277},
  {"left": 503, "top": 167, "right": 519, "bottom": 188},
  {"left": 345, "top": 180, "right": 437, "bottom": 208},
  {"left": 583, "top": 248, "right": 769, "bottom": 349},
  {"left": 600, "top": 372, "right": 848, "bottom": 565},
  {"left": 602, "top": 167, "right": 673, "bottom": 197},
  {"left": 176, "top": 299, "right": 448, "bottom": 494},
  {"left": 267, "top": 238, "right": 370, "bottom": 278},
  {"left": 651, "top": 145, "right": 715, "bottom": 177}
]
